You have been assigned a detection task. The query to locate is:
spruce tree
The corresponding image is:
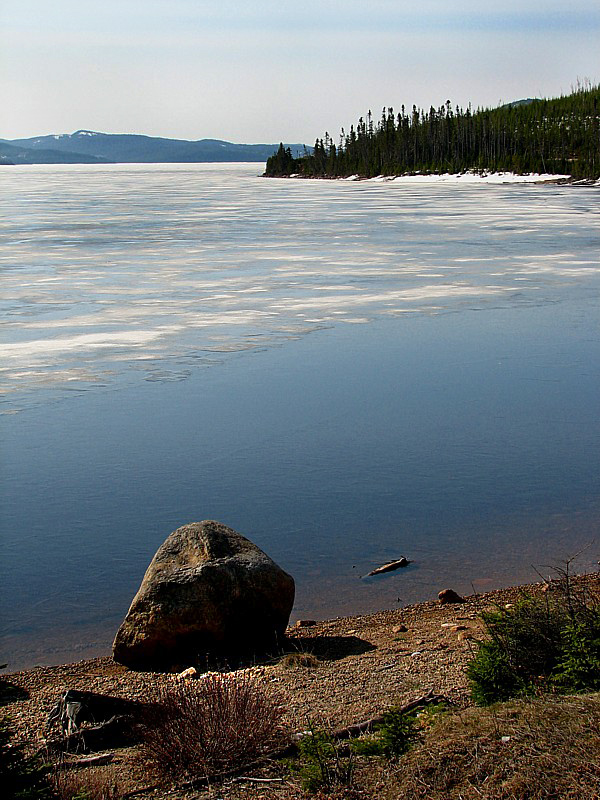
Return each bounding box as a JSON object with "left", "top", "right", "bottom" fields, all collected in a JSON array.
[{"left": 0, "top": 716, "right": 55, "bottom": 800}]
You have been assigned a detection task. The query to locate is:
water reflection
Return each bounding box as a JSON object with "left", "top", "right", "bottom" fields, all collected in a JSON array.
[{"left": 0, "top": 165, "right": 599, "bottom": 669}]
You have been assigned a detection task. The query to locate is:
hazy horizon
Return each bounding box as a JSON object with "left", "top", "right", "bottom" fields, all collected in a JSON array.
[
  {"left": 1, "top": 129, "right": 308, "bottom": 144},
  {"left": 1, "top": 1, "right": 598, "bottom": 144},
  {"left": 1, "top": 80, "right": 594, "bottom": 145}
]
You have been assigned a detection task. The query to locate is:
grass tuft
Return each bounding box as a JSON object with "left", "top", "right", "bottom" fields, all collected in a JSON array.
[
  {"left": 51, "top": 763, "right": 121, "bottom": 800},
  {"left": 280, "top": 652, "right": 320, "bottom": 670}
]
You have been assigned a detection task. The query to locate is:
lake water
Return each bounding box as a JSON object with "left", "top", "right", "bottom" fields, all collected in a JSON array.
[{"left": 1, "top": 163, "right": 599, "bottom": 670}]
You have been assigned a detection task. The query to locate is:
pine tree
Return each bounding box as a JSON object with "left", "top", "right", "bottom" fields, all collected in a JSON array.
[
  {"left": 264, "top": 85, "right": 600, "bottom": 180},
  {"left": 0, "top": 716, "right": 55, "bottom": 800}
]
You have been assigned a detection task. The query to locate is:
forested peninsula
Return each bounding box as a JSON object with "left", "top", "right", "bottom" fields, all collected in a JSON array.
[{"left": 265, "top": 84, "right": 600, "bottom": 180}]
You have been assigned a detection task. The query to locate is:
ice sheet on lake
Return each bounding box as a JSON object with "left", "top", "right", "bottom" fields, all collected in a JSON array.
[{"left": 1, "top": 163, "right": 598, "bottom": 411}]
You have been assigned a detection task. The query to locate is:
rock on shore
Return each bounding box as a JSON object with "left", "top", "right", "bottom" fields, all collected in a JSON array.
[{"left": 112, "top": 521, "right": 295, "bottom": 670}]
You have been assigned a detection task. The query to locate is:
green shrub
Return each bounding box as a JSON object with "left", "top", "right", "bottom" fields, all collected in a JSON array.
[
  {"left": 295, "top": 727, "right": 354, "bottom": 793},
  {"left": 351, "top": 708, "right": 418, "bottom": 759},
  {"left": 468, "top": 581, "right": 600, "bottom": 705},
  {"left": 467, "top": 640, "right": 525, "bottom": 706},
  {"left": 552, "top": 613, "right": 600, "bottom": 691},
  {"left": 0, "top": 716, "right": 55, "bottom": 800},
  {"left": 350, "top": 736, "right": 385, "bottom": 757},
  {"left": 376, "top": 707, "right": 418, "bottom": 758}
]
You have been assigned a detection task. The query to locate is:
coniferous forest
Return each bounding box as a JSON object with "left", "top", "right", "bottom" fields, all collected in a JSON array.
[{"left": 265, "top": 84, "right": 600, "bottom": 179}]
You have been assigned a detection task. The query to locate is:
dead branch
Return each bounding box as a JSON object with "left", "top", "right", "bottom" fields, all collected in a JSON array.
[
  {"left": 331, "top": 689, "right": 451, "bottom": 740},
  {"left": 57, "top": 753, "right": 115, "bottom": 770}
]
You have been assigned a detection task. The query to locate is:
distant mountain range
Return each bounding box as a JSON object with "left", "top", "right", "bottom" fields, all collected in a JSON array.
[
  {"left": 0, "top": 131, "right": 308, "bottom": 165},
  {"left": 499, "top": 98, "right": 536, "bottom": 109}
]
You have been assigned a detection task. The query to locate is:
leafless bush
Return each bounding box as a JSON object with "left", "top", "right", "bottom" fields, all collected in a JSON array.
[{"left": 141, "top": 669, "right": 288, "bottom": 779}]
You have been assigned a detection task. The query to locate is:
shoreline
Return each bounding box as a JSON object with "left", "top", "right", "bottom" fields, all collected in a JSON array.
[
  {"left": 4, "top": 571, "right": 598, "bottom": 690},
  {"left": 266, "top": 170, "right": 600, "bottom": 186},
  {"left": 4, "top": 564, "right": 600, "bottom": 674},
  {"left": 3, "top": 572, "right": 598, "bottom": 796}
]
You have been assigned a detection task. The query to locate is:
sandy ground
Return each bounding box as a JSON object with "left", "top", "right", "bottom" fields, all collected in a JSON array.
[{"left": 2, "top": 574, "right": 599, "bottom": 797}]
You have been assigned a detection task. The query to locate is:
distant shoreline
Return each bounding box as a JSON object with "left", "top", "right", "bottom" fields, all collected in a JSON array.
[{"left": 264, "top": 170, "right": 599, "bottom": 186}]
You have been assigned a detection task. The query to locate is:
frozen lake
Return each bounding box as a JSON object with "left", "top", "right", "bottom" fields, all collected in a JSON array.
[{"left": 1, "top": 163, "right": 599, "bottom": 669}]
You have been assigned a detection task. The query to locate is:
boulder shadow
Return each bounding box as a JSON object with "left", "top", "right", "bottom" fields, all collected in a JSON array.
[
  {"left": 284, "top": 635, "right": 376, "bottom": 662},
  {"left": 0, "top": 680, "right": 30, "bottom": 706}
]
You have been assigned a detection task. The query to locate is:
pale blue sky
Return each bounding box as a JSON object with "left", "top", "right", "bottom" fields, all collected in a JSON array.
[{"left": 1, "top": 1, "right": 599, "bottom": 142}]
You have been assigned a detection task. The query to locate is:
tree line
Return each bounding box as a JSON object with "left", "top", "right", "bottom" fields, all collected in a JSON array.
[{"left": 265, "top": 84, "right": 600, "bottom": 179}]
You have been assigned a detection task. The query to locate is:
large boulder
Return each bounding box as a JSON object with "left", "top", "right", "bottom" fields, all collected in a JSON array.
[{"left": 113, "top": 521, "right": 295, "bottom": 670}]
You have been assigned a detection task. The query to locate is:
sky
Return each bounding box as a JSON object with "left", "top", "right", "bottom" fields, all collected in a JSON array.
[{"left": 1, "top": 1, "right": 599, "bottom": 144}]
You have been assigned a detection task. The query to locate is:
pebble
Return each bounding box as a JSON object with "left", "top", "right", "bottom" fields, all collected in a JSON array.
[{"left": 392, "top": 624, "right": 408, "bottom": 633}]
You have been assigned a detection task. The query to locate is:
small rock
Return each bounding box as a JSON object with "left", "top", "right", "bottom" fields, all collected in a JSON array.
[
  {"left": 438, "top": 589, "right": 466, "bottom": 604},
  {"left": 292, "top": 619, "right": 317, "bottom": 629},
  {"left": 175, "top": 667, "right": 198, "bottom": 680},
  {"left": 458, "top": 631, "right": 474, "bottom": 641},
  {"left": 392, "top": 624, "right": 408, "bottom": 634}
]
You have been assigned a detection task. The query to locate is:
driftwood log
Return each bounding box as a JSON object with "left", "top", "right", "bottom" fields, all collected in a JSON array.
[
  {"left": 366, "top": 558, "right": 413, "bottom": 577},
  {"left": 331, "top": 688, "right": 448, "bottom": 739},
  {"left": 46, "top": 690, "right": 152, "bottom": 753},
  {"left": 46, "top": 715, "right": 139, "bottom": 754},
  {"left": 47, "top": 689, "right": 146, "bottom": 733},
  {"left": 56, "top": 753, "right": 116, "bottom": 770}
]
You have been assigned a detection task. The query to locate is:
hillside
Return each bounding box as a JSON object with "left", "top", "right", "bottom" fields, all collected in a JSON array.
[
  {"left": 0, "top": 131, "right": 307, "bottom": 164},
  {"left": 0, "top": 140, "right": 109, "bottom": 165},
  {"left": 265, "top": 84, "right": 600, "bottom": 180}
]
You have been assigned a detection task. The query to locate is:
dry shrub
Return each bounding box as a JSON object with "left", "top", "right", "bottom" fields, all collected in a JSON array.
[
  {"left": 51, "top": 762, "right": 121, "bottom": 800},
  {"left": 379, "top": 693, "right": 600, "bottom": 799},
  {"left": 141, "top": 669, "right": 288, "bottom": 779}
]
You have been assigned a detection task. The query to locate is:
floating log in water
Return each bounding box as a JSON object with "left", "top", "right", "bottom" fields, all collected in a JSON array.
[{"left": 366, "top": 557, "right": 413, "bottom": 577}]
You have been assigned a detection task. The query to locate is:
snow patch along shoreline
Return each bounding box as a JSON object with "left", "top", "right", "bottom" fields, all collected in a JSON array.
[{"left": 340, "top": 171, "right": 573, "bottom": 184}]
